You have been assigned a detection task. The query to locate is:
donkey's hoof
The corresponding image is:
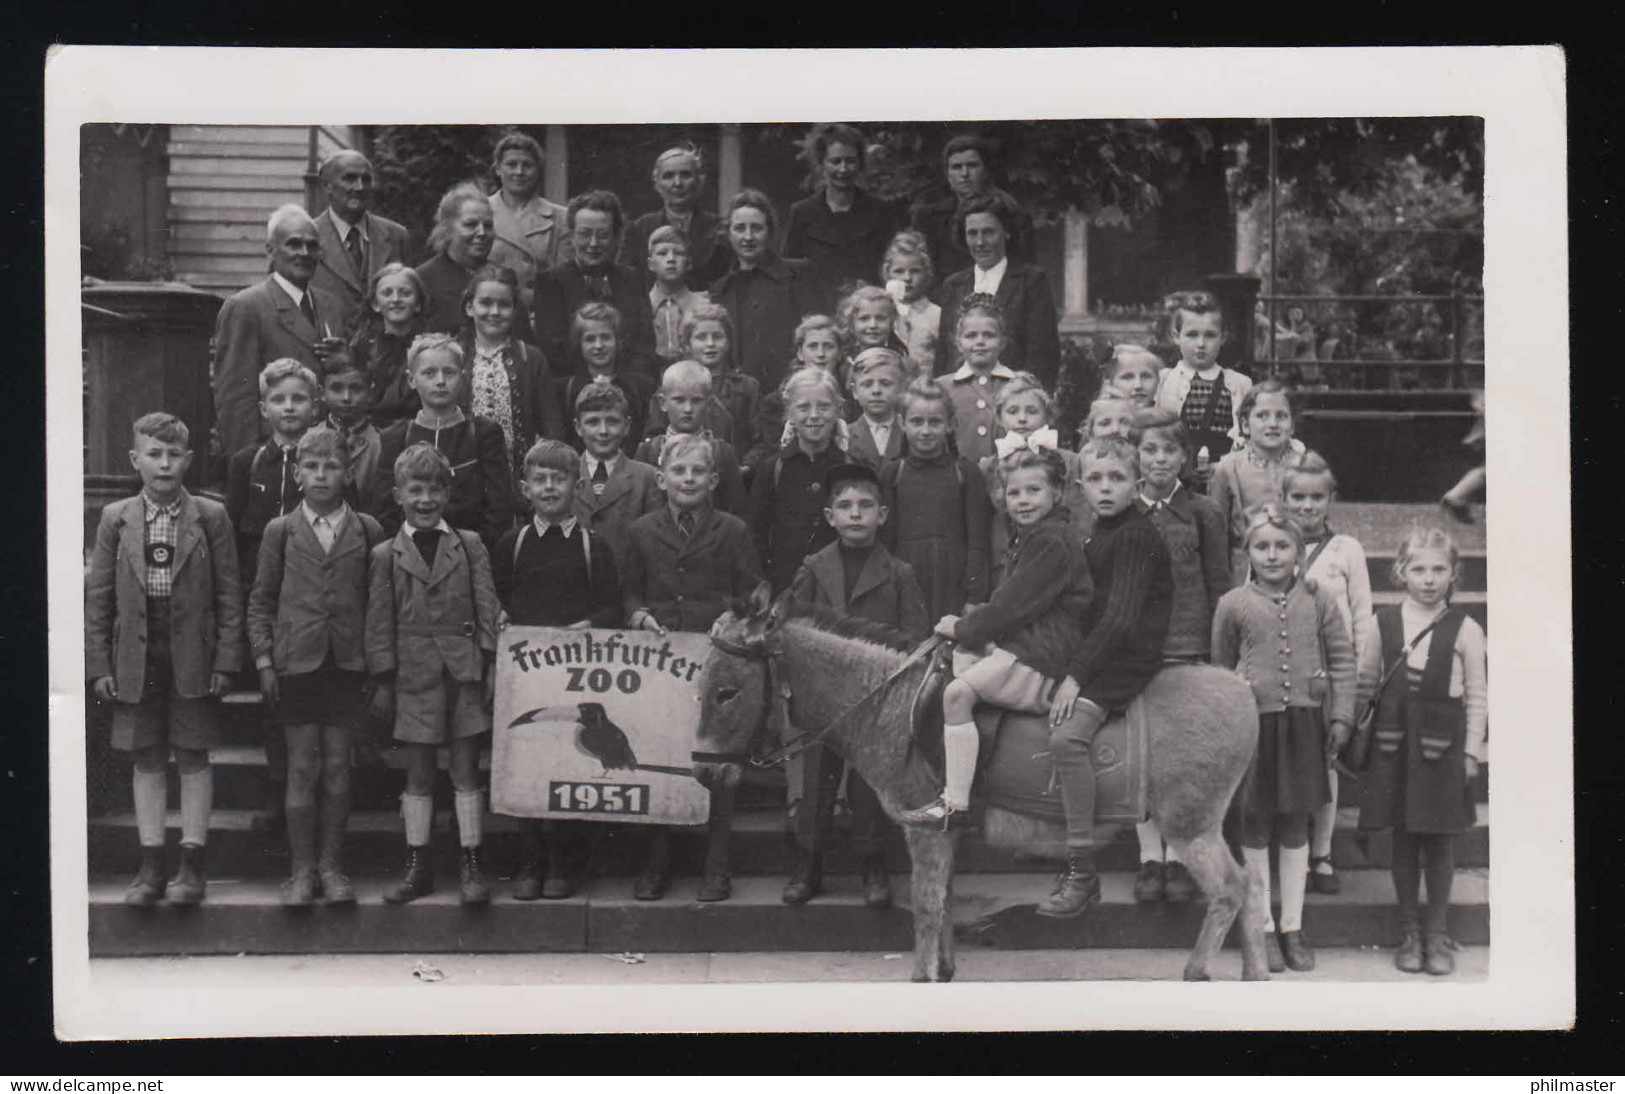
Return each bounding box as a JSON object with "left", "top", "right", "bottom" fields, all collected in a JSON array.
[{"left": 1182, "top": 966, "right": 1211, "bottom": 982}]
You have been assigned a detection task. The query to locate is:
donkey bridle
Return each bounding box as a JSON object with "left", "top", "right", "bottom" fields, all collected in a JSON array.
[{"left": 704, "top": 630, "right": 945, "bottom": 769}]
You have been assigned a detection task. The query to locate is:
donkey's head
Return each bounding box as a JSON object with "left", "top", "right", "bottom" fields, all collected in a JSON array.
[{"left": 693, "top": 581, "right": 783, "bottom": 787}]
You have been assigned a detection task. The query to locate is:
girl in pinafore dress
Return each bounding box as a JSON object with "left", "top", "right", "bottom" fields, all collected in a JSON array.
[
  {"left": 1284, "top": 451, "right": 1381, "bottom": 895},
  {"left": 878, "top": 376, "right": 992, "bottom": 620},
  {"left": 1212, "top": 503, "right": 1356, "bottom": 974},
  {"left": 1358, "top": 526, "right": 1487, "bottom": 976}
]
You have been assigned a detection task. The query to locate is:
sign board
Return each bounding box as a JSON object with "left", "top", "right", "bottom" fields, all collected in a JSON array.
[{"left": 490, "top": 627, "right": 713, "bottom": 826}]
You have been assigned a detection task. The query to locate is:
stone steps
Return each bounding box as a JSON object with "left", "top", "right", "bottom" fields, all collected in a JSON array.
[
  {"left": 87, "top": 798, "right": 1488, "bottom": 880},
  {"left": 87, "top": 869, "right": 1488, "bottom": 958}
]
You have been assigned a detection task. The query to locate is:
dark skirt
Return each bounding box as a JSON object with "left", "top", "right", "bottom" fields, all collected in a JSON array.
[
  {"left": 273, "top": 665, "right": 368, "bottom": 727},
  {"left": 1358, "top": 697, "right": 1474, "bottom": 834},
  {"left": 1242, "top": 707, "right": 1330, "bottom": 817}
]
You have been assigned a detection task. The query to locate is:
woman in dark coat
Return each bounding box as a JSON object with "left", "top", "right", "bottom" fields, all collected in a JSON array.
[
  {"left": 710, "top": 189, "right": 832, "bottom": 395},
  {"left": 415, "top": 182, "right": 536, "bottom": 344}
]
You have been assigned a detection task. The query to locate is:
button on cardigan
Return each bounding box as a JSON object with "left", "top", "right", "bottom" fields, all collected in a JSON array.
[{"left": 1210, "top": 579, "right": 1357, "bottom": 724}]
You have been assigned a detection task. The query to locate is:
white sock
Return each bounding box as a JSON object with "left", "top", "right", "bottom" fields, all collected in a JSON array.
[
  {"left": 942, "top": 722, "right": 979, "bottom": 811},
  {"left": 454, "top": 790, "right": 484, "bottom": 848},
  {"left": 132, "top": 768, "right": 166, "bottom": 848},
  {"left": 401, "top": 793, "right": 433, "bottom": 847},
  {"left": 1165, "top": 841, "right": 1181, "bottom": 866},
  {"left": 178, "top": 767, "right": 212, "bottom": 847},
  {"left": 1136, "top": 820, "right": 1165, "bottom": 863},
  {"left": 1278, "top": 843, "right": 1310, "bottom": 933},
  {"left": 1243, "top": 846, "right": 1275, "bottom": 933},
  {"left": 1312, "top": 770, "right": 1339, "bottom": 861}
]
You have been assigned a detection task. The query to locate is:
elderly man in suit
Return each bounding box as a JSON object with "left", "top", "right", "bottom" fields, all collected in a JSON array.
[
  {"left": 310, "top": 149, "right": 411, "bottom": 333},
  {"left": 211, "top": 205, "right": 346, "bottom": 467}
]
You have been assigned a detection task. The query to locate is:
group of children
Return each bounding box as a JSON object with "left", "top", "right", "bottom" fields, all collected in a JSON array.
[{"left": 88, "top": 267, "right": 1486, "bottom": 979}]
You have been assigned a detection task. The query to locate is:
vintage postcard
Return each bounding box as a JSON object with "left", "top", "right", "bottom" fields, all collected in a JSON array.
[{"left": 46, "top": 45, "right": 1570, "bottom": 1037}]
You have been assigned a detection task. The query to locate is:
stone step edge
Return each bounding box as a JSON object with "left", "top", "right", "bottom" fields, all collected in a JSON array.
[
  {"left": 89, "top": 801, "right": 1490, "bottom": 836},
  {"left": 89, "top": 869, "right": 1489, "bottom": 909}
]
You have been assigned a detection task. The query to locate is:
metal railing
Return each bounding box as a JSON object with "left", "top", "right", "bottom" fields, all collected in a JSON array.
[{"left": 1254, "top": 292, "right": 1483, "bottom": 391}]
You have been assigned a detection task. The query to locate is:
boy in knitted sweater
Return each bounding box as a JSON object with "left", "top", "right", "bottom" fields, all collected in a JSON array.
[{"left": 1039, "top": 436, "right": 1173, "bottom": 919}]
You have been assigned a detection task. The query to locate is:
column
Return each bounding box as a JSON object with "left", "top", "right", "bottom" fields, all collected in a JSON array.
[
  {"left": 1063, "top": 208, "right": 1089, "bottom": 318},
  {"left": 718, "top": 124, "right": 743, "bottom": 215},
  {"left": 544, "top": 125, "right": 569, "bottom": 205}
]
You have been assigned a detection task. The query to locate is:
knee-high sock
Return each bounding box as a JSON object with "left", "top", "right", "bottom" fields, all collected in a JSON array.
[
  {"left": 1311, "top": 768, "right": 1339, "bottom": 860},
  {"left": 401, "top": 792, "right": 433, "bottom": 848},
  {"left": 1136, "top": 819, "right": 1165, "bottom": 863},
  {"left": 1391, "top": 827, "right": 1422, "bottom": 928},
  {"left": 942, "top": 722, "right": 979, "bottom": 811},
  {"left": 1421, "top": 833, "right": 1456, "bottom": 934},
  {"left": 1277, "top": 842, "right": 1310, "bottom": 933},
  {"left": 1243, "top": 845, "right": 1275, "bottom": 933},
  {"left": 453, "top": 789, "right": 484, "bottom": 848},
  {"left": 132, "top": 768, "right": 166, "bottom": 848},
  {"left": 179, "top": 767, "right": 213, "bottom": 848}
]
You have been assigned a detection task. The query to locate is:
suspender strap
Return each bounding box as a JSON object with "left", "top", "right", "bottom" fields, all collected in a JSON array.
[{"left": 512, "top": 522, "right": 594, "bottom": 583}]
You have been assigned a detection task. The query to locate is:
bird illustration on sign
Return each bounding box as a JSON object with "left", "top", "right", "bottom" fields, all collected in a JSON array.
[{"left": 507, "top": 701, "right": 692, "bottom": 777}]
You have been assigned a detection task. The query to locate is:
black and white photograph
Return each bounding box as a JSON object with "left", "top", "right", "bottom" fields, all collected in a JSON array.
[{"left": 46, "top": 46, "right": 1571, "bottom": 1038}]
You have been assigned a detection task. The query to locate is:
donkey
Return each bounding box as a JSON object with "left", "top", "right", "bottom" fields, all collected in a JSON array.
[{"left": 696, "top": 586, "right": 1270, "bottom": 983}]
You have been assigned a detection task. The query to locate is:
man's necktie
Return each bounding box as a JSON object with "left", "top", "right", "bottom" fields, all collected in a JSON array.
[
  {"left": 299, "top": 290, "right": 317, "bottom": 332},
  {"left": 345, "top": 226, "right": 365, "bottom": 278},
  {"left": 677, "top": 512, "right": 696, "bottom": 539}
]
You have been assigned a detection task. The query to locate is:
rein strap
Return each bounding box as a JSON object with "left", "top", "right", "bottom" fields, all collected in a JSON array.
[{"left": 751, "top": 635, "right": 945, "bottom": 768}]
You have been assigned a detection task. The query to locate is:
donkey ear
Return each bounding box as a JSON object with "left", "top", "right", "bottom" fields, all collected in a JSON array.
[
  {"left": 766, "top": 587, "right": 797, "bottom": 630},
  {"left": 746, "top": 580, "right": 774, "bottom": 620}
]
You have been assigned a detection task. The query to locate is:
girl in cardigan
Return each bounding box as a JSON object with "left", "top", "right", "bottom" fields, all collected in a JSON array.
[
  {"left": 1209, "top": 380, "right": 1307, "bottom": 585},
  {"left": 899, "top": 447, "right": 1093, "bottom": 827},
  {"left": 1358, "top": 526, "right": 1487, "bottom": 976},
  {"left": 1212, "top": 503, "right": 1356, "bottom": 973},
  {"left": 879, "top": 377, "right": 992, "bottom": 621},
  {"left": 459, "top": 264, "right": 564, "bottom": 476},
  {"left": 1284, "top": 451, "right": 1381, "bottom": 896},
  {"left": 943, "top": 295, "right": 1015, "bottom": 463},
  {"left": 980, "top": 373, "right": 1090, "bottom": 587}
]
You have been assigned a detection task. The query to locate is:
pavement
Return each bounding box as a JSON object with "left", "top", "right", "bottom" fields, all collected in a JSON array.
[{"left": 90, "top": 946, "right": 1487, "bottom": 986}]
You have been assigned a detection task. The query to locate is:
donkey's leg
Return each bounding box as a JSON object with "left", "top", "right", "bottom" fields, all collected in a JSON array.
[
  {"left": 904, "top": 826, "right": 953, "bottom": 983},
  {"left": 1237, "top": 837, "right": 1272, "bottom": 981},
  {"left": 937, "top": 852, "right": 956, "bottom": 983},
  {"left": 1169, "top": 829, "right": 1246, "bottom": 982},
  {"left": 701, "top": 764, "right": 742, "bottom": 886}
]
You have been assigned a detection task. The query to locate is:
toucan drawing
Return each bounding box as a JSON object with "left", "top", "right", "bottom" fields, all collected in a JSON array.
[{"left": 508, "top": 702, "right": 690, "bottom": 777}]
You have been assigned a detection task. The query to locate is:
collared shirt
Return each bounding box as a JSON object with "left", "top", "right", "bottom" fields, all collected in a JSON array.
[
  {"left": 972, "top": 256, "right": 1009, "bottom": 296},
  {"left": 272, "top": 271, "right": 307, "bottom": 309},
  {"left": 532, "top": 514, "right": 580, "bottom": 540},
  {"left": 867, "top": 415, "right": 895, "bottom": 456},
  {"left": 142, "top": 492, "right": 182, "bottom": 597},
  {"left": 408, "top": 517, "right": 453, "bottom": 567},
  {"left": 302, "top": 501, "right": 349, "bottom": 554},
  {"left": 1139, "top": 481, "right": 1183, "bottom": 512},
  {"left": 584, "top": 452, "right": 621, "bottom": 494},
  {"left": 328, "top": 207, "right": 368, "bottom": 246},
  {"left": 649, "top": 285, "right": 702, "bottom": 357}
]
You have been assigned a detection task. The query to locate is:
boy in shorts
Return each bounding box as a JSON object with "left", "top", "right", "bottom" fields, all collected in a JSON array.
[
  {"left": 365, "top": 443, "right": 501, "bottom": 904},
  {"left": 87, "top": 412, "right": 244, "bottom": 904},
  {"left": 247, "top": 424, "right": 383, "bottom": 905}
]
